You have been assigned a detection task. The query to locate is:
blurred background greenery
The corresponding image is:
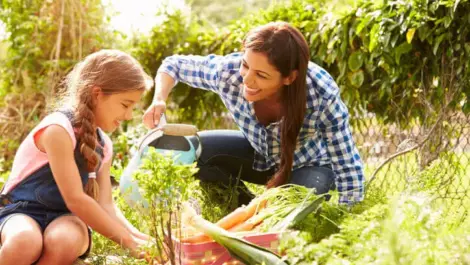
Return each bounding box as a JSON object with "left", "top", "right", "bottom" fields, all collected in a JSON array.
[{"left": 0, "top": 0, "right": 469, "bottom": 263}]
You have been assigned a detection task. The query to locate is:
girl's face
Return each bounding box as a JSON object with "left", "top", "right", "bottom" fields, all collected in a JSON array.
[
  {"left": 93, "top": 89, "right": 144, "bottom": 133},
  {"left": 240, "top": 49, "right": 295, "bottom": 102}
]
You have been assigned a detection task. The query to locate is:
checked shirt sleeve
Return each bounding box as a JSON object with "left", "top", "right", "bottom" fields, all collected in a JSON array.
[
  {"left": 157, "top": 54, "right": 230, "bottom": 93},
  {"left": 318, "top": 95, "right": 365, "bottom": 205}
]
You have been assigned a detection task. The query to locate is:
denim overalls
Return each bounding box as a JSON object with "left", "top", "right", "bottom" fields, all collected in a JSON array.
[{"left": 0, "top": 111, "right": 105, "bottom": 259}]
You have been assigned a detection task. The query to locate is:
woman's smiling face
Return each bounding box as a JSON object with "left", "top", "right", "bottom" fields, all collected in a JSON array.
[{"left": 239, "top": 49, "right": 291, "bottom": 102}]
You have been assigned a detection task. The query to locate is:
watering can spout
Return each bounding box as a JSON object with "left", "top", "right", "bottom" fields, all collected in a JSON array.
[{"left": 119, "top": 122, "right": 201, "bottom": 208}]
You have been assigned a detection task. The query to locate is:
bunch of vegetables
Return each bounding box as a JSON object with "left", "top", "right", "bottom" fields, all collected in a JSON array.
[{"left": 176, "top": 185, "right": 348, "bottom": 265}]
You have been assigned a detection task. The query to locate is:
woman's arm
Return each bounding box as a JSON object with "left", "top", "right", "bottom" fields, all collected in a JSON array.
[
  {"left": 38, "top": 125, "right": 140, "bottom": 251},
  {"left": 318, "top": 95, "right": 365, "bottom": 205},
  {"left": 143, "top": 53, "right": 241, "bottom": 128},
  {"left": 156, "top": 54, "right": 231, "bottom": 94},
  {"left": 96, "top": 157, "right": 150, "bottom": 240}
]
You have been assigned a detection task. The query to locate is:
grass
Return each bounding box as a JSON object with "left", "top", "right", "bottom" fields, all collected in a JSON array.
[{"left": 1, "top": 146, "right": 469, "bottom": 264}]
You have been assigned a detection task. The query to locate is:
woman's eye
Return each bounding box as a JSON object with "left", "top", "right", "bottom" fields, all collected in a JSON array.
[
  {"left": 257, "top": 73, "right": 267, "bottom": 79},
  {"left": 122, "top": 104, "right": 129, "bottom": 109}
]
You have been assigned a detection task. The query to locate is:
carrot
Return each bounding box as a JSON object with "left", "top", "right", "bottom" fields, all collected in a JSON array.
[
  {"left": 215, "top": 198, "right": 267, "bottom": 230},
  {"left": 180, "top": 198, "right": 268, "bottom": 243},
  {"left": 228, "top": 212, "right": 265, "bottom": 232},
  {"left": 180, "top": 232, "right": 212, "bottom": 243}
]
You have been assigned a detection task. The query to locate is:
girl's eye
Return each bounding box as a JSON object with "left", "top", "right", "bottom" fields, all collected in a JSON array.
[
  {"left": 122, "top": 104, "right": 129, "bottom": 109},
  {"left": 242, "top": 63, "right": 249, "bottom": 69},
  {"left": 257, "top": 73, "right": 267, "bottom": 79}
]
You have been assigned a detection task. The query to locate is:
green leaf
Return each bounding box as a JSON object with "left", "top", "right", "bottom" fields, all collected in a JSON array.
[
  {"left": 356, "top": 16, "right": 371, "bottom": 34},
  {"left": 444, "top": 16, "right": 452, "bottom": 28},
  {"left": 433, "top": 34, "right": 447, "bottom": 55},
  {"left": 391, "top": 33, "right": 400, "bottom": 48},
  {"left": 369, "top": 24, "right": 380, "bottom": 52},
  {"left": 382, "top": 32, "right": 391, "bottom": 47},
  {"left": 395, "top": 41, "right": 413, "bottom": 64},
  {"left": 417, "top": 25, "right": 430, "bottom": 42},
  {"left": 299, "top": 21, "right": 310, "bottom": 29},
  {"left": 337, "top": 62, "right": 348, "bottom": 82},
  {"left": 406, "top": 28, "right": 416, "bottom": 44},
  {"left": 348, "top": 70, "right": 365, "bottom": 88},
  {"left": 348, "top": 51, "right": 364, "bottom": 71},
  {"left": 464, "top": 43, "right": 470, "bottom": 54}
]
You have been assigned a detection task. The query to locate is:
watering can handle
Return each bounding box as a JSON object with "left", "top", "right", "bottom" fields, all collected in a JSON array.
[
  {"left": 161, "top": 124, "right": 198, "bottom": 136},
  {"left": 137, "top": 123, "right": 199, "bottom": 153}
]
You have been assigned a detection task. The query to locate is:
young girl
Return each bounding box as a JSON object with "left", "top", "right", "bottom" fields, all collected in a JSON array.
[
  {"left": 0, "top": 49, "right": 153, "bottom": 265},
  {"left": 143, "top": 22, "right": 365, "bottom": 206}
]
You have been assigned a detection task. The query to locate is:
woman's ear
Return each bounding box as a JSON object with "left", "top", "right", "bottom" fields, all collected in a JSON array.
[{"left": 283, "top": 70, "right": 298, "bottom": 86}]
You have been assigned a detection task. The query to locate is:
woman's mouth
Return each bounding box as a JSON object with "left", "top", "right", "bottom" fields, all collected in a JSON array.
[{"left": 244, "top": 85, "right": 261, "bottom": 96}]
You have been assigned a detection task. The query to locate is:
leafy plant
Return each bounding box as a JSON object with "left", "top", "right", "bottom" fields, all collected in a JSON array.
[{"left": 131, "top": 148, "right": 198, "bottom": 264}]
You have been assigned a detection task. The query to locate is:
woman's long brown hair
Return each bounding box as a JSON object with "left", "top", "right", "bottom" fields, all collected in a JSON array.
[{"left": 243, "top": 22, "right": 309, "bottom": 188}]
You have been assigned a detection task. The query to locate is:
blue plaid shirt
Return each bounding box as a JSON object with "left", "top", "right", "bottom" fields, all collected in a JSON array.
[{"left": 157, "top": 53, "right": 365, "bottom": 204}]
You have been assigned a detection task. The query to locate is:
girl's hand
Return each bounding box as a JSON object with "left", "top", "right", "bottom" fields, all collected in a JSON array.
[
  {"left": 123, "top": 235, "right": 150, "bottom": 258},
  {"left": 126, "top": 235, "right": 166, "bottom": 263},
  {"left": 133, "top": 230, "right": 152, "bottom": 241}
]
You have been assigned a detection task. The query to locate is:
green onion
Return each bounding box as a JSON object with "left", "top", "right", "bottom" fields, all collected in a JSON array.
[{"left": 273, "top": 193, "right": 325, "bottom": 231}]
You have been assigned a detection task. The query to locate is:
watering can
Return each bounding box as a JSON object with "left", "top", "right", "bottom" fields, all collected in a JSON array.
[{"left": 119, "top": 115, "right": 201, "bottom": 207}]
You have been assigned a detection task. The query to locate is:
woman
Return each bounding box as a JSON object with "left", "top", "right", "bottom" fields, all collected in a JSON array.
[{"left": 143, "top": 22, "right": 364, "bottom": 206}]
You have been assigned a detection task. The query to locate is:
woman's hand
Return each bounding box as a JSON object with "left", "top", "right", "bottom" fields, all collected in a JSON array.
[{"left": 143, "top": 99, "right": 166, "bottom": 129}]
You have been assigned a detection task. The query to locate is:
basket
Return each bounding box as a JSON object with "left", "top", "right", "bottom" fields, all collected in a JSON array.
[{"left": 174, "top": 232, "right": 280, "bottom": 265}]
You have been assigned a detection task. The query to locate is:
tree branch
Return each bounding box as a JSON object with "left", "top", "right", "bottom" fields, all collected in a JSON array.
[{"left": 367, "top": 104, "right": 449, "bottom": 185}]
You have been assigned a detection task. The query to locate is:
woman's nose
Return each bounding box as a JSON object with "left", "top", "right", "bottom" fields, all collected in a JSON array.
[{"left": 243, "top": 71, "right": 255, "bottom": 87}]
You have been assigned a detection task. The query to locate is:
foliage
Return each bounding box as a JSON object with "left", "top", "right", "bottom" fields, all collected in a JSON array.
[
  {"left": 136, "top": 0, "right": 469, "bottom": 128},
  {"left": 255, "top": 185, "right": 347, "bottom": 243},
  {"left": 0, "top": 0, "right": 113, "bottom": 169},
  {"left": 196, "top": 180, "right": 241, "bottom": 222},
  {"left": 280, "top": 194, "right": 470, "bottom": 265},
  {"left": 0, "top": 159, "right": 8, "bottom": 187},
  {"left": 305, "top": 0, "right": 470, "bottom": 123},
  {"left": 187, "top": 0, "right": 274, "bottom": 27},
  {"left": 111, "top": 123, "right": 149, "bottom": 180},
  {"left": 0, "top": 0, "right": 110, "bottom": 95},
  {"left": 132, "top": 9, "right": 232, "bottom": 129}
]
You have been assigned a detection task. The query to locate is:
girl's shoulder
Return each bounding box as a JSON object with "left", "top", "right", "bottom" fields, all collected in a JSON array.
[{"left": 33, "top": 111, "right": 78, "bottom": 147}]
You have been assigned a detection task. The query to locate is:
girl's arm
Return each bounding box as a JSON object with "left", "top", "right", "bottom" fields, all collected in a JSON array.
[
  {"left": 96, "top": 157, "right": 151, "bottom": 241},
  {"left": 38, "top": 125, "right": 142, "bottom": 253}
]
